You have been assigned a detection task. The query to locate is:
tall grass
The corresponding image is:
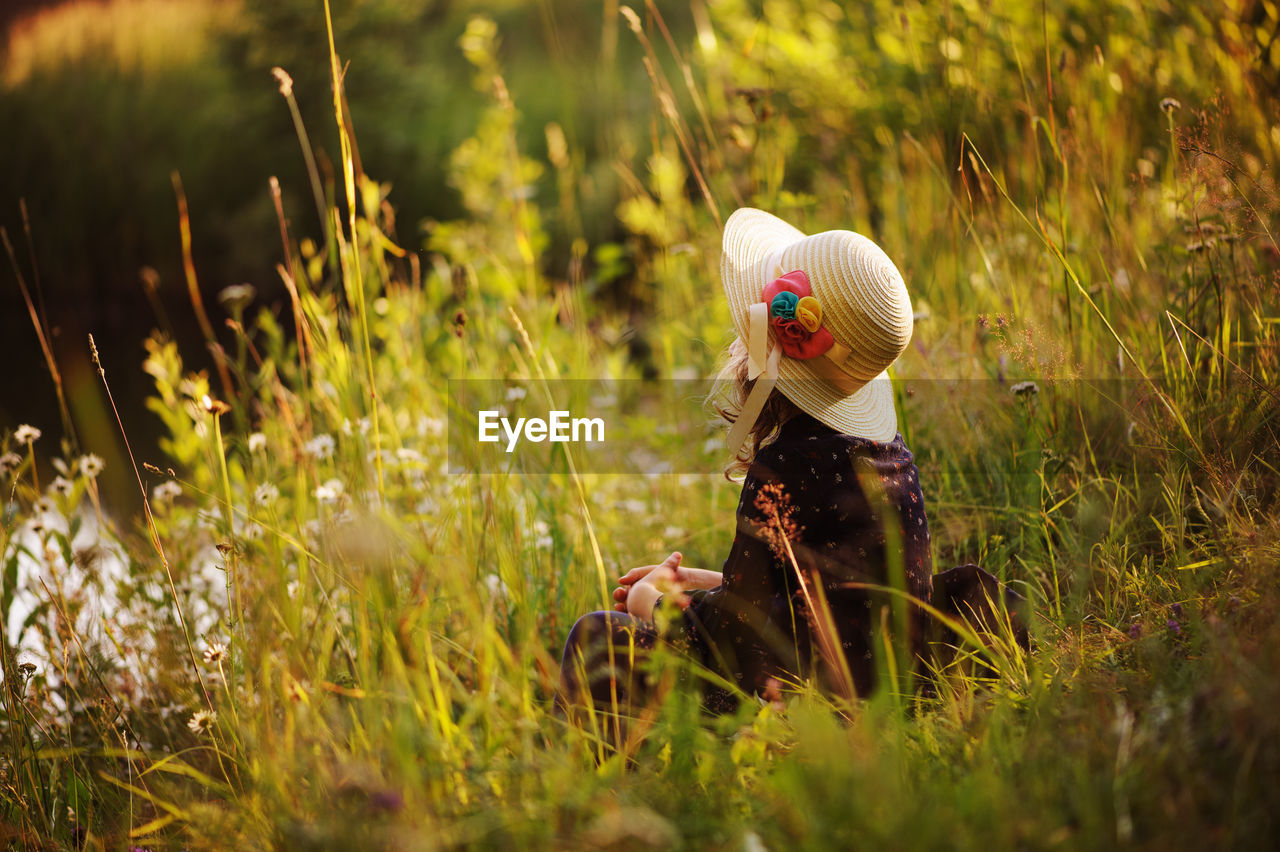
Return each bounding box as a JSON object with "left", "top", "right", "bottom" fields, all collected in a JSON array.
[{"left": 3, "top": 0, "right": 1280, "bottom": 848}]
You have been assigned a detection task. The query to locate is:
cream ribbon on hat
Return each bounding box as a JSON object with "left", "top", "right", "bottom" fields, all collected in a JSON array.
[
  {"left": 725, "top": 301, "right": 782, "bottom": 455},
  {"left": 725, "top": 266, "right": 867, "bottom": 455}
]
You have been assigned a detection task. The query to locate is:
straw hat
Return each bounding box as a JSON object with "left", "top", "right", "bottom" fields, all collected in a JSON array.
[{"left": 721, "top": 208, "right": 913, "bottom": 448}]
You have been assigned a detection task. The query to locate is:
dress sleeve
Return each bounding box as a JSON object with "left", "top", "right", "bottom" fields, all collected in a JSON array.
[{"left": 661, "top": 445, "right": 793, "bottom": 696}]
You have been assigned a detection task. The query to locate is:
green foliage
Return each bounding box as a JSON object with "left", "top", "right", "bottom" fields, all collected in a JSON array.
[{"left": 2, "top": 0, "right": 1280, "bottom": 849}]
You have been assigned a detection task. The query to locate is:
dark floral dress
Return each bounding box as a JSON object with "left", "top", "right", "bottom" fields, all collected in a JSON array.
[
  {"left": 558, "top": 411, "right": 933, "bottom": 716},
  {"left": 666, "top": 412, "right": 933, "bottom": 709}
]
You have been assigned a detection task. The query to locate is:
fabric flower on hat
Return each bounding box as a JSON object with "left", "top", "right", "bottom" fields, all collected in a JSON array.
[{"left": 763, "top": 270, "right": 834, "bottom": 359}]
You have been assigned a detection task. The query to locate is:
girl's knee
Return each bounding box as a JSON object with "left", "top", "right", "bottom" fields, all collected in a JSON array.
[
  {"left": 564, "top": 611, "right": 615, "bottom": 652},
  {"left": 561, "top": 611, "right": 658, "bottom": 669}
]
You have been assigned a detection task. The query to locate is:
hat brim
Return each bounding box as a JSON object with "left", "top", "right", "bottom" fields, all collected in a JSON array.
[{"left": 721, "top": 208, "right": 901, "bottom": 442}]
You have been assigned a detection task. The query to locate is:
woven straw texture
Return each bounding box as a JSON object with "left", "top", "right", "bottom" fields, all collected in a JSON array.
[{"left": 721, "top": 208, "right": 913, "bottom": 441}]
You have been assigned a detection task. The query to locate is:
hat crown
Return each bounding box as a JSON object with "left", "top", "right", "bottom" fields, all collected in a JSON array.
[
  {"left": 767, "top": 229, "right": 913, "bottom": 381},
  {"left": 720, "top": 208, "right": 912, "bottom": 442}
]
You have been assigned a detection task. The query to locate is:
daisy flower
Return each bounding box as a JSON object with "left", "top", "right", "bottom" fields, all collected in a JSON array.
[
  {"left": 202, "top": 642, "right": 229, "bottom": 665},
  {"left": 305, "top": 434, "right": 336, "bottom": 459},
  {"left": 151, "top": 481, "right": 182, "bottom": 502},
  {"left": 14, "top": 424, "right": 41, "bottom": 444},
  {"left": 79, "top": 454, "right": 105, "bottom": 479},
  {"left": 187, "top": 710, "right": 217, "bottom": 735}
]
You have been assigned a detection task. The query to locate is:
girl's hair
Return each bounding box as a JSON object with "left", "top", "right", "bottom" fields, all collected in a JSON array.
[{"left": 710, "top": 338, "right": 802, "bottom": 478}]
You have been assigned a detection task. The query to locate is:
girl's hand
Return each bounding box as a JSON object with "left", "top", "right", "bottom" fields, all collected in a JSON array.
[
  {"left": 624, "top": 552, "right": 686, "bottom": 620},
  {"left": 616, "top": 562, "right": 664, "bottom": 587},
  {"left": 613, "top": 559, "right": 672, "bottom": 612},
  {"left": 613, "top": 558, "right": 724, "bottom": 611},
  {"left": 609, "top": 555, "right": 721, "bottom": 606},
  {"left": 611, "top": 584, "right": 632, "bottom": 612}
]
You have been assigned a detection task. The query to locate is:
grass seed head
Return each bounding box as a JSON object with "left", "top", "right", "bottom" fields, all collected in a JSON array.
[{"left": 271, "top": 66, "right": 293, "bottom": 97}]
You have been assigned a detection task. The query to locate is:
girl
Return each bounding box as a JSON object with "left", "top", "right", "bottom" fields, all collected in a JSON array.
[{"left": 558, "top": 208, "right": 932, "bottom": 717}]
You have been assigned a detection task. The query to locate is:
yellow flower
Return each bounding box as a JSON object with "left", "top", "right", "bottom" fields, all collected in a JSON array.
[{"left": 795, "top": 296, "right": 822, "bottom": 332}]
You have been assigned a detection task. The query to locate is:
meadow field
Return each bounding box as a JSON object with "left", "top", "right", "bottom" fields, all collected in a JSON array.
[{"left": 2, "top": 0, "right": 1279, "bottom": 848}]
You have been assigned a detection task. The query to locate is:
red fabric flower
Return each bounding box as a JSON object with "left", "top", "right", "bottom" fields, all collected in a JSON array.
[
  {"left": 762, "top": 270, "right": 834, "bottom": 359},
  {"left": 762, "top": 269, "right": 812, "bottom": 303},
  {"left": 770, "top": 317, "right": 834, "bottom": 359}
]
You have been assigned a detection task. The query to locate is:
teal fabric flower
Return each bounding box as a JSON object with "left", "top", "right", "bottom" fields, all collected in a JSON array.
[{"left": 770, "top": 290, "right": 799, "bottom": 319}]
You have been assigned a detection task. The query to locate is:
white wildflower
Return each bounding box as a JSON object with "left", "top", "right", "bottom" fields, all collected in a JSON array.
[
  {"left": 315, "top": 478, "right": 344, "bottom": 503},
  {"left": 14, "top": 424, "right": 41, "bottom": 444},
  {"left": 305, "top": 434, "right": 335, "bottom": 459},
  {"left": 79, "top": 454, "right": 105, "bottom": 478},
  {"left": 51, "top": 476, "right": 74, "bottom": 498},
  {"left": 254, "top": 483, "right": 279, "bottom": 505},
  {"left": 532, "top": 520, "right": 553, "bottom": 550},
  {"left": 187, "top": 709, "right": 217, "bottom": 735},
  {"left": 202, "top": 642, "right": 229, "bottom": 664},
  {"left": 248, "top": 432, "right": 267, "bottom": 453},
  {"left": 217, "top": 283, "right": 256, "bottom": 312},
  {"left": 152, "top": 481, "right": 182, "bottom": 502},
  {"left": 484, "top": 574, "right": 509, "bottom": 600},
  {"left": 505, "top": 386, "right": 527, "bottom": 401},
  {"left": 340, "top": 418, "right": 371, "bottom": 437},
  {"left": 395, "top": 447, "right": 423, "bottom": 464},
  {"left": 1010, "top": 381, "right": 1039, "bottom": 397},
  {"left": 0, "top": 452, "right": 22, "bottom": 474},
  {"left": 419, "top": 416, "right": 445, "bottom": 438}
]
